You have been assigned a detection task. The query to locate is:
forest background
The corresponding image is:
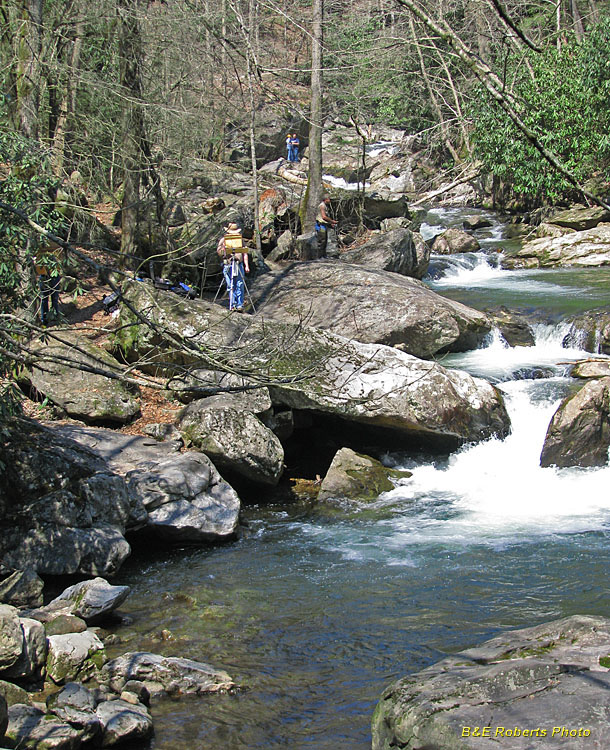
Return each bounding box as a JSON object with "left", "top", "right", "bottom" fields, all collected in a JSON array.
[{"left": 1, "top": 0, "right": 610, "bottom": 414}]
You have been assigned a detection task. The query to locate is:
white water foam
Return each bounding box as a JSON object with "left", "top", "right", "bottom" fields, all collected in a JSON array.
[{"left": 322, "top": 175, "right": 370, "bottom": 191}]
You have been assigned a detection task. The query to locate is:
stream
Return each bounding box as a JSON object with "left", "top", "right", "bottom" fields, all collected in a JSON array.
[{"left": 110, "top": 207, "right": 610, "bottom": 749}]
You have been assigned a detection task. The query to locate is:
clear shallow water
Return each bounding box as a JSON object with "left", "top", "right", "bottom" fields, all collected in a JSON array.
[{"left": 111, "top": 207, "right": 610, "bottom": 749}]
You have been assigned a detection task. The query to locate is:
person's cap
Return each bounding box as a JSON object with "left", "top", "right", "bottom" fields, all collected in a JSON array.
[{"left": 226, "top": 222, "right": 240, "bottom": 231}]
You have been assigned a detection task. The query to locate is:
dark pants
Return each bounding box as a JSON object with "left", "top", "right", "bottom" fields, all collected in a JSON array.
[
  {"left": 316, "top": 223, "right": 329, "bottom": 257},
  {"left": 39, "top": 274, "right": 61, "bottom": 322}
]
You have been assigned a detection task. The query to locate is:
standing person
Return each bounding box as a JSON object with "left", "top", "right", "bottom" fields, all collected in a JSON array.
[
  {"left": 34, "top": 241, "right": 63, "bottom": 325},
  {"left": 315, "top": 196, "right": 337, "bottom": 256},
  {"left": 290, "top": 133, "right": 300, "bottom": 162},
  {"left": 216, "top": 222, "right": 250, "bottom": 311},
  {"left": 286, "top": 133, "right": 293, "bottom": 162}
]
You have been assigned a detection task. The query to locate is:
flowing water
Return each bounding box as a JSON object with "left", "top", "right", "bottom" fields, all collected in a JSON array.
[{"left": 111, "top": 208, "right": 610, "bottom": 749}]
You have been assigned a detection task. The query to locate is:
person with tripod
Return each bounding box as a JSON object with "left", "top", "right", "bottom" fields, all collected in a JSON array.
[
  {"left": 216, "top": 222, "right": 250, "bottom": 312},
  {"left": 315, "top": 196, "right": 337, "bottom": 256}
]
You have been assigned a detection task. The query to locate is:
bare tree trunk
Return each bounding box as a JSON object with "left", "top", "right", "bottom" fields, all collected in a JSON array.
[
  {"left": 246, "top": 0, "right": 263, "bottom": 267},
  {"left": 570, "top": 0, "right": 584, "bottom": 41},
  {"left": 303, "top": 0, "right": 323, "bottom": 234},
  {"left": 15, "top": 0, "right": 42, "bottom": 140}
]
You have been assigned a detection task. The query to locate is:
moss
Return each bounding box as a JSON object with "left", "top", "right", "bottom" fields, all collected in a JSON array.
[{"left": 599, "top": 656, "right": 610, "bottom": 668}]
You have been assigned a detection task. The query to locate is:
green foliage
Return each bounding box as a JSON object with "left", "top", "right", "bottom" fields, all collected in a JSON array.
[{"left": 470, "top": 17, "right": 610, "bottom": 203}]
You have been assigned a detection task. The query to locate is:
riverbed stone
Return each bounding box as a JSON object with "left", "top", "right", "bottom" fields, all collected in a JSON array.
[
  {"left": 46, "top": 682, "right": 101, "bottom": 743},
  {"left": 430, "top": 226, "right": 480, "bottom": 254},
  {"left": 503, "top": 223, "right": 610, "bottom": 268},
  {"left": 318, "top": 448, "right": 412, "bottom": 504},
  {"left": 23, "top": 330, "right": 141, "bottom": 425},
  {"left": 563, "top": 307, "right": 610, "bottom": 354},
  {"left": 339, "top": 228, "right": 429, "bottom": 279},
  {"left": 372, "top": 614, "right": 610, "bottom": 750},
  {"left": 178, "top": 396, "right": 284, "bottom": 486},
  {"left": 95, "top": 698, "right": 153, "bottom": 746},
  {"left": 116, "top": 282, "right": 510, "bottom": 450},
  {"left": 547, "top": 204, "right": 610, "bottom": 231},
  {"left": 46, "top": 631, "right": 106, "bottom": 685},
  {"left": 43, "top": 615, "right": 88, "bottom": 637},
  {"left": 1, "top": 618, "right": 47, "bottom": 682},
  {"left": 0, "top": 606, "right": 22, "bottom": 672},
  {"left": 0, "top": 679, "right": 30, "bottom": 707},
  {"left": 47, "top": 578, "right": 130, "bottom": 623},
  {"left": 539, "top": 377, "right": 610, "bottom": 468},
  {"left": 248, "top": 261, "right": 492, "bottom": 358},
  {"left": 571, "top": 359, "right": 610, "bottom": 378},
  {"left": 100, "top": 652, "right": 234, "bottom": 699},
  {"left": 0, "top": 570, "right": 44, "bottom": 608},
  {"left": 488, "top": 308, "right": 535, "bottom": 347},
  {"left": 5, "top": 704, "right": 83, "bottom": 750}
]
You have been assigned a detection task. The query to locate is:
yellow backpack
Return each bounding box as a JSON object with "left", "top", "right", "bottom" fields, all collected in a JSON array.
[{"left": 224, "top": 232, "right": 243, "bottom": 251}]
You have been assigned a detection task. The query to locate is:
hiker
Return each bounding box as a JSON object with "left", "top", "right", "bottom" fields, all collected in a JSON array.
[
  {"left": 217, "top": 222, "right": 250, "bottom": 311},
  {"left": 315, "top": 196, "right": 337, "bottom": 256},
  {"left": 34, "top": 241, "right": 64, "bottom": 325},
  {"left": 290, "top": 133, "right": 300, "bottom": 162},
  {"left": 286, "top": 133, "right": 293, "bottom": 162}
]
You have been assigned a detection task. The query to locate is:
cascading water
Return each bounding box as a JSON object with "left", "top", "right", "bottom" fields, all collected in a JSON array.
[{"left": 110, "top": 207, "right": 610, "bottom": 750}]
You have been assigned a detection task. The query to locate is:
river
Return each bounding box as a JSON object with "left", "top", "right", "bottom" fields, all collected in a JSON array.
[{"left": 111, "top": 207, "right": 610, "bottom": 749}]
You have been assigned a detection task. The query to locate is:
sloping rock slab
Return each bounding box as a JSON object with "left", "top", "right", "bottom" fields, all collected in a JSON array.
[
  {"left": 100, "top": 652, "right": 234, "bottom": 699},
  {"left": 340, "top": 228, "right": 429, "bottom": 279},
  {"left": 47, "top": 578, "right": 130, "bottom": 623},
  {"left": 24, "top": 331, "right": 140, "bottom": 425},
  {"left": 372, "top": 615, "right": 610, "bottom": 750},
  {"left": 540, "top": 377, "right": 610, "bottom": 468},
  {"left": 249, "top": 261, "right": 491, "bottom": 357},
  {"left": 6, "top": 704, "right": 83, "bottom": 749},
  {"left": 50, "top": 425, "right": 240, "bottom": 542},
  {"left": 548, "top": 205, "right": 610, "bottom": 231},
  {"left": 503, "top": 223, "right": 610, "bottom": 269}
]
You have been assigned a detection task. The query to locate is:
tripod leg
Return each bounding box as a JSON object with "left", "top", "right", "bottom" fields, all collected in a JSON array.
[
  {"left": 213, "top": 276, "right": 225, "bottom": 303},
  {"left": 229, "top": 259, "right": 237, "bottom": 310}
]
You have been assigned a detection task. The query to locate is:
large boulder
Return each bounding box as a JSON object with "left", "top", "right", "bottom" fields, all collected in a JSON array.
[
  {"left": 430, "top": 226, "right": 480, "bottom": 254},
  {"left": 1, "top": 617, "right": 47, "bottom": 682},
  {"left": 318, "top": 448, "right": 411, "bottom": 504},
  {"left": 50, "top": 425, "right": 240, "bottom": 543},
  {"left": 23, "top": 331, "right": 140, "bottom": 425},
  {"left": 46, "top": 631, "right": 106, "bottom": 685},
  {"left": 95, "top": 699, "right": 153, "bottom": 747},
  {"left": 46, "top": 578, "right": 130, "bottom": 623},
  {"left": 0, "top": 606, "right": 22, "bottom": 672},
  {"left": 5, "top": 704, "right": 83, "bottom": 750},
  {"left": 0, "top": 570, "right": 44, "bottom": 608},
  {"left": 539, "top": 377, "right": 610, "bottom": 468},
  {"left": 503, "top": 223, "right": 610, "bottom": 269},
  {"left": 0, "top": 420, "right": 133, "bottom": 578},
  {"left": 115, "top": 283, "right": 510, "bottom": 450},
  {"left": 340, "top": 228, "right": 429, "bottom": 279},
  {"left": 46, "top": 683, "right": 101, "bottom": 744},
  {"left": 178, "top": 395, "right": 284, "bottom": 486},
  {"left": 372, "top": 615, "right": 610, "bottom": 750},
  {"left": 250, "top": 261, "right": 491, "bottom": 357},
  {"left": 563, "top": 307, "right": 610, "bottom": 354},
  {"left": 100, "top": 652, "right": 234, "bottom": 700},
  {"left": 547, "top": 204, "right": 610, "bottom": 231}
]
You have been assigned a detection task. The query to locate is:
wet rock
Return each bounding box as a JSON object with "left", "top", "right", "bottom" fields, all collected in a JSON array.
[
  {"left": 22, "top": 331, "right": 140, "bottom": 425},
  {"left": 117, "top": 283, "right": 510, "bottom": 449},
  {"left": 318, "top": 448, "right": 411, "bottom": 504},
  {"left": 100, "top": 652, "right": 234, "bottom": 699},
  {"left": 96, "top": 698, "right": 153, "bottom": 746},
  {"left": 463, "top": 215, "right": 492, "bottom": 230},
  {"left": 47, "top": 578, "right": 130, "bottom": 623},
  {"left": 46, "top": 631, "right": 106, "bottom": 685},
  {"left": 540, "top": 377, "right": 610, "bottom": 468},
  {"left": 503, "top": 223, "right": 610, "bottom": 268},
  {"left": 1, "top": 618, "right": 47, "bottom": 682},
  {"left": 249, "top": 261, "right": 491, "bottom": 358},
  {"left": 5, "top": 704, "right": 83, "bottom": 749},
  {"left": 488, "top": 309, "right": 535, "bottom": 347},
  {"left": 46, "top": 683, "right": 101, "bottom": 743},
  {"left": 547, "top": 204, "right": 610, "bottom": 231},
  {"left": 0, "top": 606, "right": 23, "bottom": 671},
  {"left": 0, "top": 570, "right": 44, "bottom": 608},
  {"left": 178, "top": 396, "right": 284, "bottom": 486},
  {"left": 563, "top": 308, "right": 610, "bottom": 355},
  {"left": 571, "top": 359, "right": 610, "bottom": 378},
  {"left": 340, "top": 228, "right": 429, "bottom": 279},
  {"left": 431, "top": 227, "right": 480, "bottom": 254},
  {"left": 372, "top": 615, "right": 610, "bottom": 750}
]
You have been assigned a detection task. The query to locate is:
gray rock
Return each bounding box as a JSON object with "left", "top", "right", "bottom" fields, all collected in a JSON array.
[
  {"left": 318, "top": 448, "right": 411, "bottom": 504},
  {"left": 116, "top": 283, "right": 510, "bottom": 449},
  {"left": 431, "top": 226, "right": 480, "bottom": 254},
  {"left": 1, "top": 618, "right": 47, "bottom": 681},
  {"left": 47, "top": 578, "right": 130, "bottom": 623},
  {"left": 372, "top": 615, "right": 610, "bottom": 750},
  {"left": 23, "top": 331, "right": 140, "bottom": 425},
  {"left": 563, "top": 307, "right": 610, "bottom": 355},
  {"left": 46, "top": 630, "right": 106, "bottom": 685},
  {"left": 47, "top": 683, "right": 101, "bottom": 744},
  {"left": 5, "top": 704, "right": 83, "bottom": 749},
  {"left": 43, "top": 615, "right": 87, "bottom": 636},
  {"left": 340, "top": 228, "right": 429, "bottom": 279},
  {"left": 571, "top": 359, "right": 610, "bottom": 378},
  {"left": 489, "top": 309, "right": 535, "bottom": 347},
  {"left": 0, "top": 570, "right": 44, "bottom": 608},
  {"left": 178, "top": 397, "right": 284, "bottom": 485},
  {"left": 249, "top": 261, "right": 492, "bottom": 358},
  {"left": 49, "top": 425, "right": 240, "bottom": 543},
  {"left": 463, "top": 215, "right": 492, "bottom": 230},
  {"left": 100, "top": 651, "right": 234, "bottom": 699},
  {"left": 503, "top": 223, "right": 610, "bottom": 269},
  {"left": 0, "top": 606, "right": 23, "bottom": 672},
  {"left": 96, "top": 699, "right": 153, "bottom": 746},
  {"left": 548, "top": 204, "right": 610, "bottom": 231},
  {"left": 0, "top": 694, "right": 6, "bottom": 740},
  {"left": 540, "top": 377, "right": 610, "bottom": 468},
  {"left": 0, "top": 679, "right": 30, "bottom": 707}
]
